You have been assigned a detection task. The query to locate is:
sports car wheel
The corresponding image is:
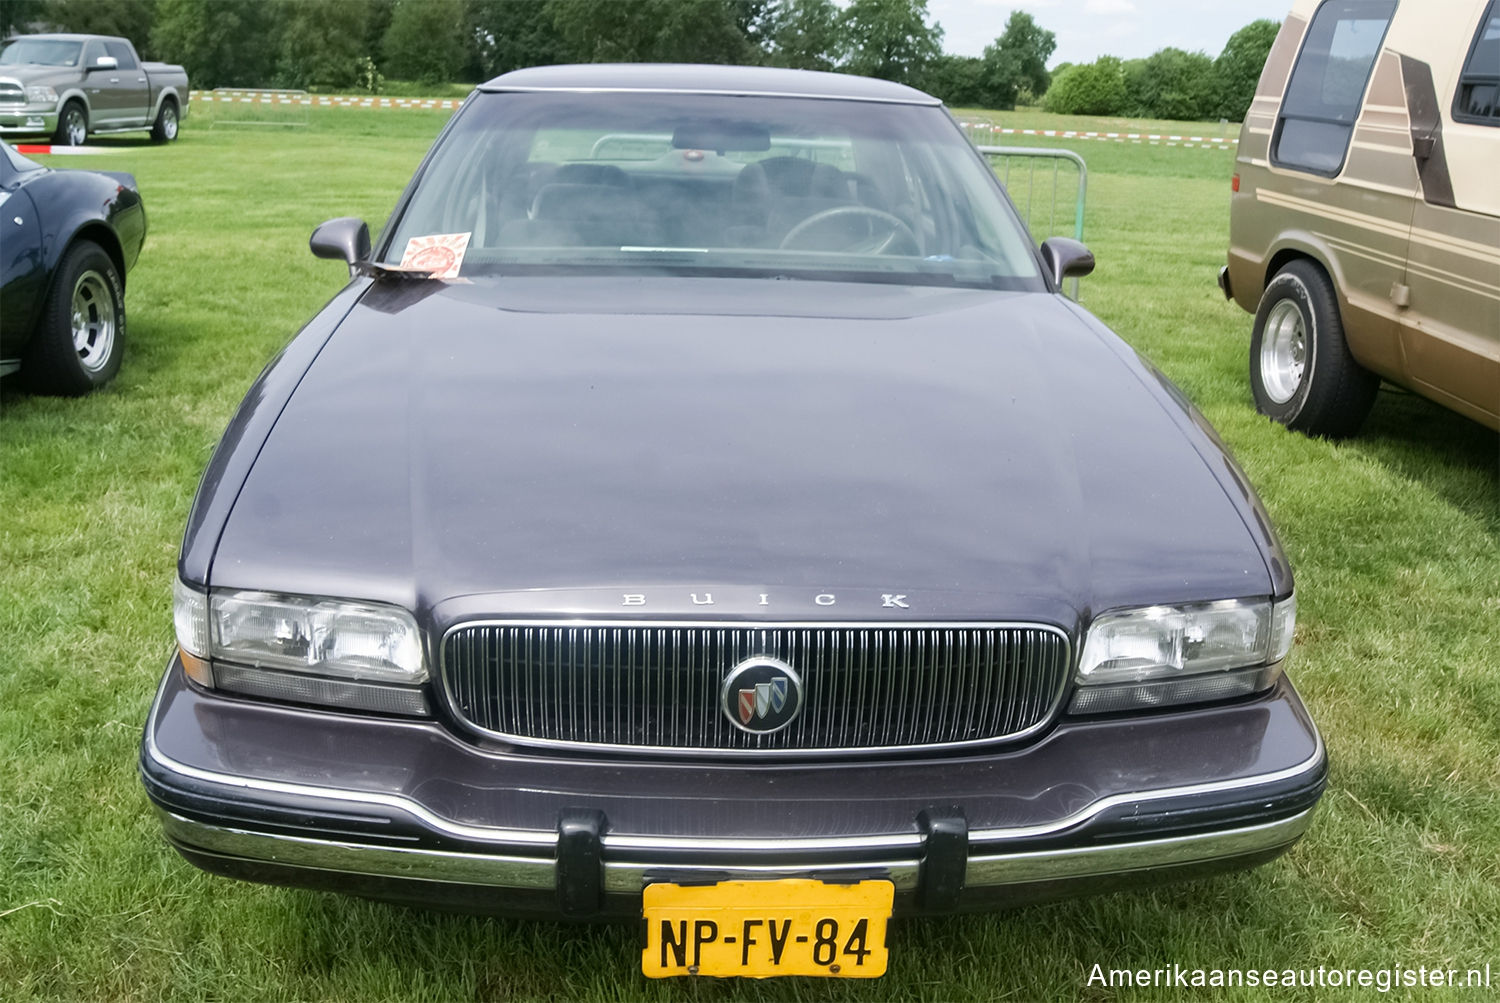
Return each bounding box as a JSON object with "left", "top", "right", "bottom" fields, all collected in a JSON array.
[
  {"left": 53, "top": 102, "right": 88, "bottom": 146},
  {"left": 23, "top": 241, "right": 125, "bottom": 395},
  {"left": 1249, "top": 259, "right": 1378, "bottom": 437},
  {"left": 152, "top": 99, "right": 179, "bottom": 142}
]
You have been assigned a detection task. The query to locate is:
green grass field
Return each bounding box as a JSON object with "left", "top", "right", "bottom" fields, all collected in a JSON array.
[{"left": 1, "top": 102, "right": 1497, "bottom": 1001}]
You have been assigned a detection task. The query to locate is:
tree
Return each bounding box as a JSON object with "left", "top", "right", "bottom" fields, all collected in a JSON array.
[
  {"left": 1215, "top": 18, "right": 1280, "bottom": 121},
  {"left": 41, "top": 1, "right": 155, "bottom": 53},
  {"left": 1131, "top": 46, "right": 1216, "bottom": 119},
  {"left": 151, "top": 0, "right": 280, "bottom": 88},
  {"left": 839, "top": 0, "right": 942, "bottom": 86},
  {"left": 382, "top": 0, "right": 469, "bottom": 85},
  {"left": 0, "top": 0, "right": 45, "bottom": 37},
  {"left": 471, "top": 0, "right": 570, "bottom": 77},
  {"left": 762, "top": 0, "right": 843, "bottom": 71},
  {"left": 1043, "top": 55, "right": 1127, "bottom": 116},
  {"left": 548, "top": 0, "right": 756, "bottom": 64},
  {"left": 980, "top": 10, "right": 1055, "bottom": 109},
  {"left": 277, "top": 0, "right": 370, "bottom": 91},
  {"left": 922, "top": 53, "right": 986, "bottom": 106}
]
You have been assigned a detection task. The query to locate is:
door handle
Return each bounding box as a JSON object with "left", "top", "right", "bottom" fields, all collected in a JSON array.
[{"left": 109, "top": 77, "right": 120, "bottom": 83}]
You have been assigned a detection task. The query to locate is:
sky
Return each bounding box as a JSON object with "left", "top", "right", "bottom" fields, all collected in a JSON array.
[{"left": 926, "top": 0, "right": 1295, "bottom": 66}]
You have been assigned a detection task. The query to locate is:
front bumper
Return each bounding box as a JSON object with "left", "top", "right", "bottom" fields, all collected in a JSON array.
[
  {"left": 141, "top": 655, "right": 1326, "bottom": 918},
  {"left": 0, "top": 108, "right": 58, "bottom": 136}
]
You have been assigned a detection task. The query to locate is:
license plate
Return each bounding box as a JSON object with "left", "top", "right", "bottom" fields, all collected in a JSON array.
[{"left": 641, "top": 878, "right": 893, "bottom": 979}]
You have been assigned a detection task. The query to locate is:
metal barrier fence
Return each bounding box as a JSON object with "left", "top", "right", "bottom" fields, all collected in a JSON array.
[{"left": 977, "top": 145, "right": 1088, "bottom": 300}]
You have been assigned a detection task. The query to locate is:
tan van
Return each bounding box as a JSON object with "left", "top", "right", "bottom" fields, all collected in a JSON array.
[{"left": 1221, "top": 0, "right": 1499, "bottom": 436}]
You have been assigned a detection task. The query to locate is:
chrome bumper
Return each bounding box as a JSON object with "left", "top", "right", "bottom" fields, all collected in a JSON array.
[
  {"left": 0, "top": 110, "right": 57, "bottom": 134},
  {"left": 158, "top": 806, "right": 1316, "bottom": 895}
]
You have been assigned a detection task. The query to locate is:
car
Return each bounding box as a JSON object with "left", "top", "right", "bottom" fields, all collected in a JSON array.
[
  {"left": 0, "top": 34, "right": 188, "bottom": 146},
  {"left": 140, "top": 65, "right": 1325, "bottom": 980},
  {"left": 0, "top": 139, "right": 144, "bottom": 393},
  {"left": 1221, "top": 0, "right": 1499, "bottom": 436}
]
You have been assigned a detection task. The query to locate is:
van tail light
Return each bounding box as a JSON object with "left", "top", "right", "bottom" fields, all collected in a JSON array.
[{"left": 1231, "top": 173, "right": 1241, "bottom": 192}]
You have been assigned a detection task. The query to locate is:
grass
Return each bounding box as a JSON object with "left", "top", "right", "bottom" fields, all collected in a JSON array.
[{"left": 1, "top": 104, "right": 1497, "bottom": 1001}]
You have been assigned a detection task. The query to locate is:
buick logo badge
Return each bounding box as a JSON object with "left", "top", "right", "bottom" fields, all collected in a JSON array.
[{"left": 721, "top": 656, "right": 803, "bottom": 734}]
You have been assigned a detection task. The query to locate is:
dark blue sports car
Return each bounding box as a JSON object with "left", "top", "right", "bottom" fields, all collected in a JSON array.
[{"left": 0, "top": 140, "right": 145, "bottom": 394}]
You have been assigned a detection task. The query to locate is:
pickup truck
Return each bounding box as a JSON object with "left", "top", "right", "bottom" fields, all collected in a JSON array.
[{"left": 0, "top": 33, "right": 188, "bottom": 145}]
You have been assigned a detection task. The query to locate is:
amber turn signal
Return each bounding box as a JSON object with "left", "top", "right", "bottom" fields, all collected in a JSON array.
[{"left": 180, "top": 647, "right": 213, "bottom": 687}]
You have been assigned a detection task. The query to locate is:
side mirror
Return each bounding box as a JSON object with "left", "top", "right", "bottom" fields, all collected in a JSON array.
[
  {"left": 91, "top": 55, "right": 118, "bottom": 71},
  {"left": 310, "top": 217, "right": 371, "bottom": 278},
  {"left": 1039, "top": 237, "right": 1095, "bottom": 286}
]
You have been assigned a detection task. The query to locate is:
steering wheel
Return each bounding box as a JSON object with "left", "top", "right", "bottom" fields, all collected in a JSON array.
[{"left": 779, "top": 206, "right": 922, "bottom": 256}]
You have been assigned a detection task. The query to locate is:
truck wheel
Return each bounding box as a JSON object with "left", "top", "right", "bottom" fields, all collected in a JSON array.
[
  {"left": 53, "top": 101, "right": 88, "bottom": 146},
  {"left": 1250, "top": 259, "right": 1378, "bottom": 438},
  {"left": 151, "top": 99, "right": 179, "bottom": 142},
  {"left": 22, "top": 241, "right": 126, "bottom": 395}
]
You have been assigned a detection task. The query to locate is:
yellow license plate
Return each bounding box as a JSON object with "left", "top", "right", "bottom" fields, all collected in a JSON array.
[{"left": 641, "top": 878, "right": 893, "bottom": 979}]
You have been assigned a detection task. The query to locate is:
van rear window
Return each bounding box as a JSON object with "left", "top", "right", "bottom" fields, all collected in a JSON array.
[
  {"left": 1454, "top": 1, "right": 1499, "bottom": 124},
  {"left": 1273, "top": 0, "right": 1397, "bottom": 175}
]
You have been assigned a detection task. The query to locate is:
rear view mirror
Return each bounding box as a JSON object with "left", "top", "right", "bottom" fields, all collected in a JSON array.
[
  {"left": 673, "top": 120, "right": 771, "bottom": 153},
  {"left": 1039, "top": 237, "right": 1095, "bottom": 285},
  {"left": 90, "top": 55, "right": 119, "bottom": 71},
  {"left": 310, "top": 217, "right": 371, "bottom": 278}
]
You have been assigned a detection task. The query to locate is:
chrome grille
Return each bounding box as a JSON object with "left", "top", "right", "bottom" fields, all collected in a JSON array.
[
  {"left": 441, "top": 622, "right": 1070, "bottom": 754},
  {"left": 0, "top": 82, "right": 24, "bottom": 104}
]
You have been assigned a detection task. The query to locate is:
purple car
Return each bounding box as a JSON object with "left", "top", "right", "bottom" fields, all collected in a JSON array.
[{"left": 141, "top": 65, "right": 1323, "bottom": 981}]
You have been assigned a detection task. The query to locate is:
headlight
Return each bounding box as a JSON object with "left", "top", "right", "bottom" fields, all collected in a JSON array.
[
  {"left": 26, "top": 85, "right": 57, "bottom": 104},
  {"left": 172, "top": 580, "right": 428, "bottom": 715},
  {"left": 1071, "top": 595, "right": 1294, "bottom": 714}
]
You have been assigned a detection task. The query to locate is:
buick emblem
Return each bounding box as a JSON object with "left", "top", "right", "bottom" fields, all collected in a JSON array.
[{"left": 721, "top": 656, "right": 803, "bottom": 735}]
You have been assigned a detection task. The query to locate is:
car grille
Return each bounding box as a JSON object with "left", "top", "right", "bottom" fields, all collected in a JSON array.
[
  {"left": 440, "top": 622, "right": 1070, "bottom": 755},
  {"left": 0, "top": 82, "right": 24, "bottom": 104}
]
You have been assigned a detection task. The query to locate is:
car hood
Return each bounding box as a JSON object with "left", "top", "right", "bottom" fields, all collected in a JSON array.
[
  {"left": 0, "top": 65, "right": 78, "bottom": 88},
  {"left": 210, "top": 276, "right": 1272, "bottom": 625}
]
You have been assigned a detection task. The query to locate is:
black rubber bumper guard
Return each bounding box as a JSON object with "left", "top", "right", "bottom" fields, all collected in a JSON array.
[{"left": 555, "top": 805, "right": 968, "bottom": 919}]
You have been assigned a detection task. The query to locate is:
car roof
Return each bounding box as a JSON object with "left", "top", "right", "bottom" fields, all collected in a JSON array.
[
  {"left": 4, "top": 33, "right": 122, "bottom": 43},
  {"left": 478, "top": 64, "right": 942, "bottom": 106}
]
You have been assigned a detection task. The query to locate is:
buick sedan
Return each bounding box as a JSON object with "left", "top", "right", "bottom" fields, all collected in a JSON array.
[{"left": 141, "top": 65, "right": 1324, "bottom": 981}]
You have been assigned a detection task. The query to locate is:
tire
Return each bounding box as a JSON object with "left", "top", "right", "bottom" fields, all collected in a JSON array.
[
  {"left": 151, "top": 99, "right": 179, "bottom": 142},
  {"left": 1249, "top": 259, "right": 1378, "bottom": 438},
  {"left": 52, "top": 101, "right": 88, "bottom": 146},
  {"left": 22, "top": 241, "right": 126, "bottom": 396}
]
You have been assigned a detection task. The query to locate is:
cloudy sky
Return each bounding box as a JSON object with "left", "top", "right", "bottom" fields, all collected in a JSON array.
[{"left": 926, "top": 0, "right": 1295, "bottom": 65}]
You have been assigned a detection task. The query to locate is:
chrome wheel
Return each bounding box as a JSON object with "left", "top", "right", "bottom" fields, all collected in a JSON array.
[
  {"left": 62, "top": 106, "right": 86, "bottom": 146},
  {"left": 71, "top": 271, "right": 116, "bottom": 373},
  {"left": 1259, "top": 299, "right": 1306, "bottom": 404},
  {"left": 155, "top": 102, "right": 178, "bottom": 140}
]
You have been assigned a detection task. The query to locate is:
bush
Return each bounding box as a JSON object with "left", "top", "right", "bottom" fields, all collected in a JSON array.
[
  {"left": 1043, "top": 56, "right": 1126, "bottom": 116},
  {"left": 1131, "top": 47, "right": 1217, "bottom": 120}
]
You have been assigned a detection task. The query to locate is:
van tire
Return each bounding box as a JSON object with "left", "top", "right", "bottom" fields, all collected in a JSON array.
[{"left": 1250, "top": 260, "right": 1378, "bottom": 437}]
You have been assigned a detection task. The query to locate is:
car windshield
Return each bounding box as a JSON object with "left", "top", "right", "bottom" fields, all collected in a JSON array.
[
  {"left": 0, "top": 39, "right": 83, "bottom": 66},
  {"left": 383, "top": 91, "right": 1045, "bottom": 290},
  {"left": 0, "top": 139, "right": 45, "bottom": 179}
]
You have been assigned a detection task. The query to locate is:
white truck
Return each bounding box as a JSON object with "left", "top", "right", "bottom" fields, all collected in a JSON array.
[{"left": 0, "top": 33, "right": 188, "bottom": 145}]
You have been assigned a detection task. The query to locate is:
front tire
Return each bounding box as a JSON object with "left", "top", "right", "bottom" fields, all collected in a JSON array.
[
  {"left": 1249, "top": 259, "right": 1378, "bottom": 437},
  {"left": 53, "top": 101, "right": 88, "bottom": 146},
  {"left": 22, "top": 241, "right": 126, "bottom": 395},
  {"left": 151, "top": 99, "right": 179, "bottom": 142}
]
